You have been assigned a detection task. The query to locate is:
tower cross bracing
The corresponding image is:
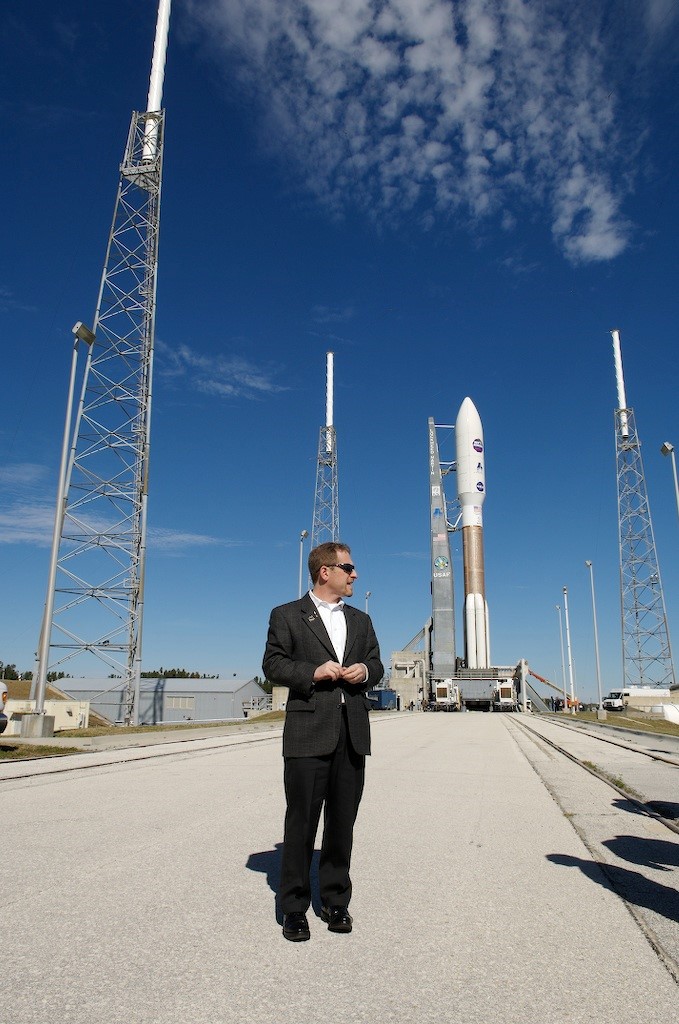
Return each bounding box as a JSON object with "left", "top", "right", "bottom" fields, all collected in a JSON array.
[
  {"left": 311, "top": 425, "right": 339, "bottom": 548},
  {"left": 311, "top": 352, "right": 339, "bottom": 549},
  {"left": 43, "top": 109, "right": 164, "bottom": 723},
  {"left": 615, "top": 407, "right": 675, "bottom": 688}
]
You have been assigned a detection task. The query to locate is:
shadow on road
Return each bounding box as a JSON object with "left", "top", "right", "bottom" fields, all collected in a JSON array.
[
  {"left": 646, "top": 801, "right": 679, "bottom": 821},
  {"left": 603, "top": 834, "right": 679, "bottom": 871},
  {"left": 611, "top": 797, "right": 679, "bottom": 822},
  {"left": 547, "top": 852, "right": 679, "bottom": 924},
  {"left": 246, "top": 843, "right": 322, "bottom": 923}
]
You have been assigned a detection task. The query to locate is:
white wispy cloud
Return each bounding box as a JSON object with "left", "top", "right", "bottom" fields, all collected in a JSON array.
[
  {"left": 311, "top": 304, "right": 356, "bottom": 324},
  {"left": 0, "top": 502, "right": 56, "bottom": 546},
  {"left": 0, "top": 497, "right": 233, "bottom": 554},
  {"left": 644, "top": 0, "right": 679, "bottom": 35},
  {"left": 185, "top": 0, "right": 656, "bottom": 262},
  {"left": 148, "top": 527, "right": 243, "bottom": 552},
  {"left": 156, "top": 340, "right": 286, "bottom": 399},
  {"left": 0, "top": 285, "right": 37, "bottom": 314},
  {"left": 0, "top": 463, "right": 49, "bottom": 491}
]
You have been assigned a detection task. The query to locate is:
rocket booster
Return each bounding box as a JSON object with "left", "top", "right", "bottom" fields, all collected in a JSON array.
[{"left": 455, "top": 397, "right": 490, "bottom": 669}]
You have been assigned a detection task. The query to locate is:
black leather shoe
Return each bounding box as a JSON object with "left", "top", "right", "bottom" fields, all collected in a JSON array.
[
  {"left": 282, "top": 912, "right": 310, "bottom": 942},
  {"left": 321, "top": 906, "right": 353, "bottom": 933}
]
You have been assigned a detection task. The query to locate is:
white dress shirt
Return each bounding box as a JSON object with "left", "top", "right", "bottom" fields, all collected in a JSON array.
[
  {"left": 309, "top": 591, "right": 347, "bottom": 664},
  {"left": 308, "top": 592, "right": 369, "bottom": 690}
]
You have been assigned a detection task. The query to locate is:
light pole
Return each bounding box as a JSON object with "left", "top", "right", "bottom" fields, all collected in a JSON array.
[
  {"left": 555, "top": 604, "right": 567, "bottom": 713},
  {"left": 562, "top": 586, "right": 576, "bottom": 714},
  {"left": 585, "top": 561, "right": 606, "bottom": 719},
  {"left": 661, "top": 442, "right": 679, "bottom": 521},
  {"left": 365, "top": 591, "right": 371, "bottom": 614},
  {"left": 298, "top": 529, "right": 308, "bottom": 598},
  {"left": 32, "top": 322, "right": 95, "bottom": 736}
]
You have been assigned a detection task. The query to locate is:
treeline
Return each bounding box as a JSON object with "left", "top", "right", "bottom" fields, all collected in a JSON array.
[
  {"left": 1, "top": 660, "right": 269, "bottom": 689},
  {"left": 1, "top": 662, "right": 26, "bottom": 680},
  {"left": 140, "top": 668, "right": 221, "bottom": 679},
  {"left": 1, "top": 662, "right": 70, "bottom": 683}
]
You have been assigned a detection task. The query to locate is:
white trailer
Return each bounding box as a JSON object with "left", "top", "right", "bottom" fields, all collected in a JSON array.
[
  {"left": 494, "top": 675, "right": 518, "bottom": 712},
  {"left": 434, "top": 679, "right": 461, "bottom": 711}
]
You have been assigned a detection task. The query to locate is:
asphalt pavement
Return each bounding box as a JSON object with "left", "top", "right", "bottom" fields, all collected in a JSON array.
[{"left": 2, "top": 712, "right": 677, "bottom": 1023}]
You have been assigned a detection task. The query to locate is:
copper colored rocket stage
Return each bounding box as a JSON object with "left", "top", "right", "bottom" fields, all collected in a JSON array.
[{"left": 455, "top": 397, "right": 489, "bottom": 669}]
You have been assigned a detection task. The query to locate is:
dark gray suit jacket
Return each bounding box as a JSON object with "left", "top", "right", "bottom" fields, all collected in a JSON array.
[{"left": 263, "top": 595, "right": 384, "bottom": 758}]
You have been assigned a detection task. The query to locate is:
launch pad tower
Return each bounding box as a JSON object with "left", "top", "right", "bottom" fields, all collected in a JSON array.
[
  {"left": 32, "top": 1, "right": 172, "bottom": 727},
  {"left": 311, "top": 352, "right": 340, "bottom": 549},
  {"left": 612, "top": 330, "right": 675, "bottom": 689},
  {"left": 428, "top": 419, "right": 457, "bottom": 684}
]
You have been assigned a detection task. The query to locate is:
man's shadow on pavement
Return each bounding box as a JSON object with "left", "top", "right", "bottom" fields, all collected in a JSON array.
[
  {"left": 246, "top": 843, "right": 322, "bottom": 924},
  {"left": 547, "top": 849, "right": 679, "bottom": 924},
  {"left": 603, "top": 834, "right": 679, "bottom": 872},
  {"left": 612, "top": 797, "right": 679, "bottom": 822}
]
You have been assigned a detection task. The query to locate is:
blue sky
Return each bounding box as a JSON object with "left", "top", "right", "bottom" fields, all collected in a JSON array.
[{"left": 1, "top": 0, "right": 678, "bottom": 701}]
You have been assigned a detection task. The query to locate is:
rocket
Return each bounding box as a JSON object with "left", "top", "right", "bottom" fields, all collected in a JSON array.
[{"left": 455, "top": 397, "right": 489, "bottom": 669}]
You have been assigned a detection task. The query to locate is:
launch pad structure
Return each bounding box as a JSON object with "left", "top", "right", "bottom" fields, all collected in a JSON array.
[
  {"left": 611, "top": 330, "right": 675, "bottom": 690},
  {"left": 31, "top": 0, "right": 172, "bottom": 730},
  {"left": 393, "top": 331, "right": 677, "bottom": 714},
  {"left": 310, "top": 352, "right": 340, "bottom": 549},
  {"left": 428, "top": 418, "right": 456, "bottom": 681},
  {"left": 391, "top": 410, "right": 516, "bottom": 713}
]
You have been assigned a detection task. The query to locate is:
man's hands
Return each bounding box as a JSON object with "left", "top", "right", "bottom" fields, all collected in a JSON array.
[
  {"left": 313, "top": 661, "right": 367, "bottom": 684},
  {"left": 340, "top": 663, "right": 368, "bottom": 684}
]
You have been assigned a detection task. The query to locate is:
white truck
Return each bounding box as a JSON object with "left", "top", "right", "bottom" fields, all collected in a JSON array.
[
  {"left": 602, "top": 686, "right": 671, "bottom": 711},
  {"left": 434, "top": 679, "right": 461, "bottom": 711},
  {"left": 494, "top": 676, "right": 518, "bottom": 712}
]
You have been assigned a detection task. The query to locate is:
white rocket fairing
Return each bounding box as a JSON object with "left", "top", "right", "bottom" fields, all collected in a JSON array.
[{"left": 455, "top": 397, "right": 490, "bottom": 669}]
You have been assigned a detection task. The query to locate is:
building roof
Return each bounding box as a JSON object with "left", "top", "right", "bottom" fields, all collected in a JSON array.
[{"left": 58, "top": 677, "right": 262, "bottom": 697}]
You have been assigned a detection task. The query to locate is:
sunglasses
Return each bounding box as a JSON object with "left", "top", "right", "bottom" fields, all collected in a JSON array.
[{"left": 326, "top": 563, "right": 355, "bottom": 574}]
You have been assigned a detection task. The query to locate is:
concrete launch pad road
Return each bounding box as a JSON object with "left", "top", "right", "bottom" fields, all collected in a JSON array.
[{"left": 2, "top": 713, "right": 677, "bottom": 1024}]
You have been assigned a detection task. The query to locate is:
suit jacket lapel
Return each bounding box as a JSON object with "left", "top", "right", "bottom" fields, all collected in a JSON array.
[
  {"left": 300, "top": 597, "right": 336, "bottom": 659},
  {"left": 343, "top": 605, "right": 358, "bottom": 664}
]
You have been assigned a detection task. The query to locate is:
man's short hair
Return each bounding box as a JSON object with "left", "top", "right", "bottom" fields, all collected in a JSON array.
[{"left": 308, "top": 541, "right": 351, "bottom": 585}]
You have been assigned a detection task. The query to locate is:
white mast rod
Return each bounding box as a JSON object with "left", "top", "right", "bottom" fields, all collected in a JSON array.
[
  {"left": 143, "top": 0, "right": 172, "bottom": 162},
  {"left": 325, "top": 351, "right": 334, "bottom": 455},
  {"left": 147, "top": 0, "right": 172, "bottom": 112},
  {"left": 610, "top": 329, "right": 629, "bottom": 438},
  {"left": 326, "top": 352, "right": 334, "bottom": 428}
]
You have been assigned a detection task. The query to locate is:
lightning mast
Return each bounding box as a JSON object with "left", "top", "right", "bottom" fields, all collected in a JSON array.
[
  {"left": 311, "top": 352, "right": 340, "bottom": 549},
  {"left": 612, "top": 329, "right": 675, "bottom": 688},
  {"left": 33, "top": 0, "right": 172, "bottom": 726}
]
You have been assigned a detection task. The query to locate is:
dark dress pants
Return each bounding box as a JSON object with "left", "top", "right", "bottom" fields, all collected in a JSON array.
[{"left": 280, "top": 707, "right": 365, "bottom": 913}]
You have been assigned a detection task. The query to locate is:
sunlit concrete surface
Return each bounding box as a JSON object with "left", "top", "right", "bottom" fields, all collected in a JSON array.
[{"left": 2, "top": 713, "right": 677, "bottom": 1023}]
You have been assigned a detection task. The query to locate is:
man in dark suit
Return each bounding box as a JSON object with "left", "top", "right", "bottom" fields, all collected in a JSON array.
[{"left": 263, "top": 541, "right": 383, "bottom": 941}]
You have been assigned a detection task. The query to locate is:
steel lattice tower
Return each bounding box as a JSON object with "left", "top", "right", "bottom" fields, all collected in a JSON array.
[
  {"left": 612, "top": 330, "right": 675, "bottom": 689},
  {"left": 33, "top": 1, "right": 172, "bottom": 726},
  {"left": 311, "top": 352, "right": 340, "bottom": 549},
  {"left": 428, "top": 419, "right": 456, "bottom": 685}
]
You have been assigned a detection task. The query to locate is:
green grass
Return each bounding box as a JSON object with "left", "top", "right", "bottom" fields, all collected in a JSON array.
[
  {"left": 0, "top": 743, "right": 84, "bottom": 760},
  {"left": 551, "top": 710, "right": 679, "bottom": 737},
  {"left": 1, "top": 711, "right": 287, "bottom": 759},
  {"left": 56, "top": 710, "right": 285, "bottom": 739},
  {"left": 246, "top": 710, "right": 285, "bottom": 723},
  {"left": 581, "top": 760, "right": 643, "bottom": 798}
]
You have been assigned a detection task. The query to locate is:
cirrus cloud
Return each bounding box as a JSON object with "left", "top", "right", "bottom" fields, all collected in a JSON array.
[
  {"left": 156, "top": 340, "right": 287, "bottom": 399},
  {"left": 183, "top": 0, "right": 658, "bottom": 262}
]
